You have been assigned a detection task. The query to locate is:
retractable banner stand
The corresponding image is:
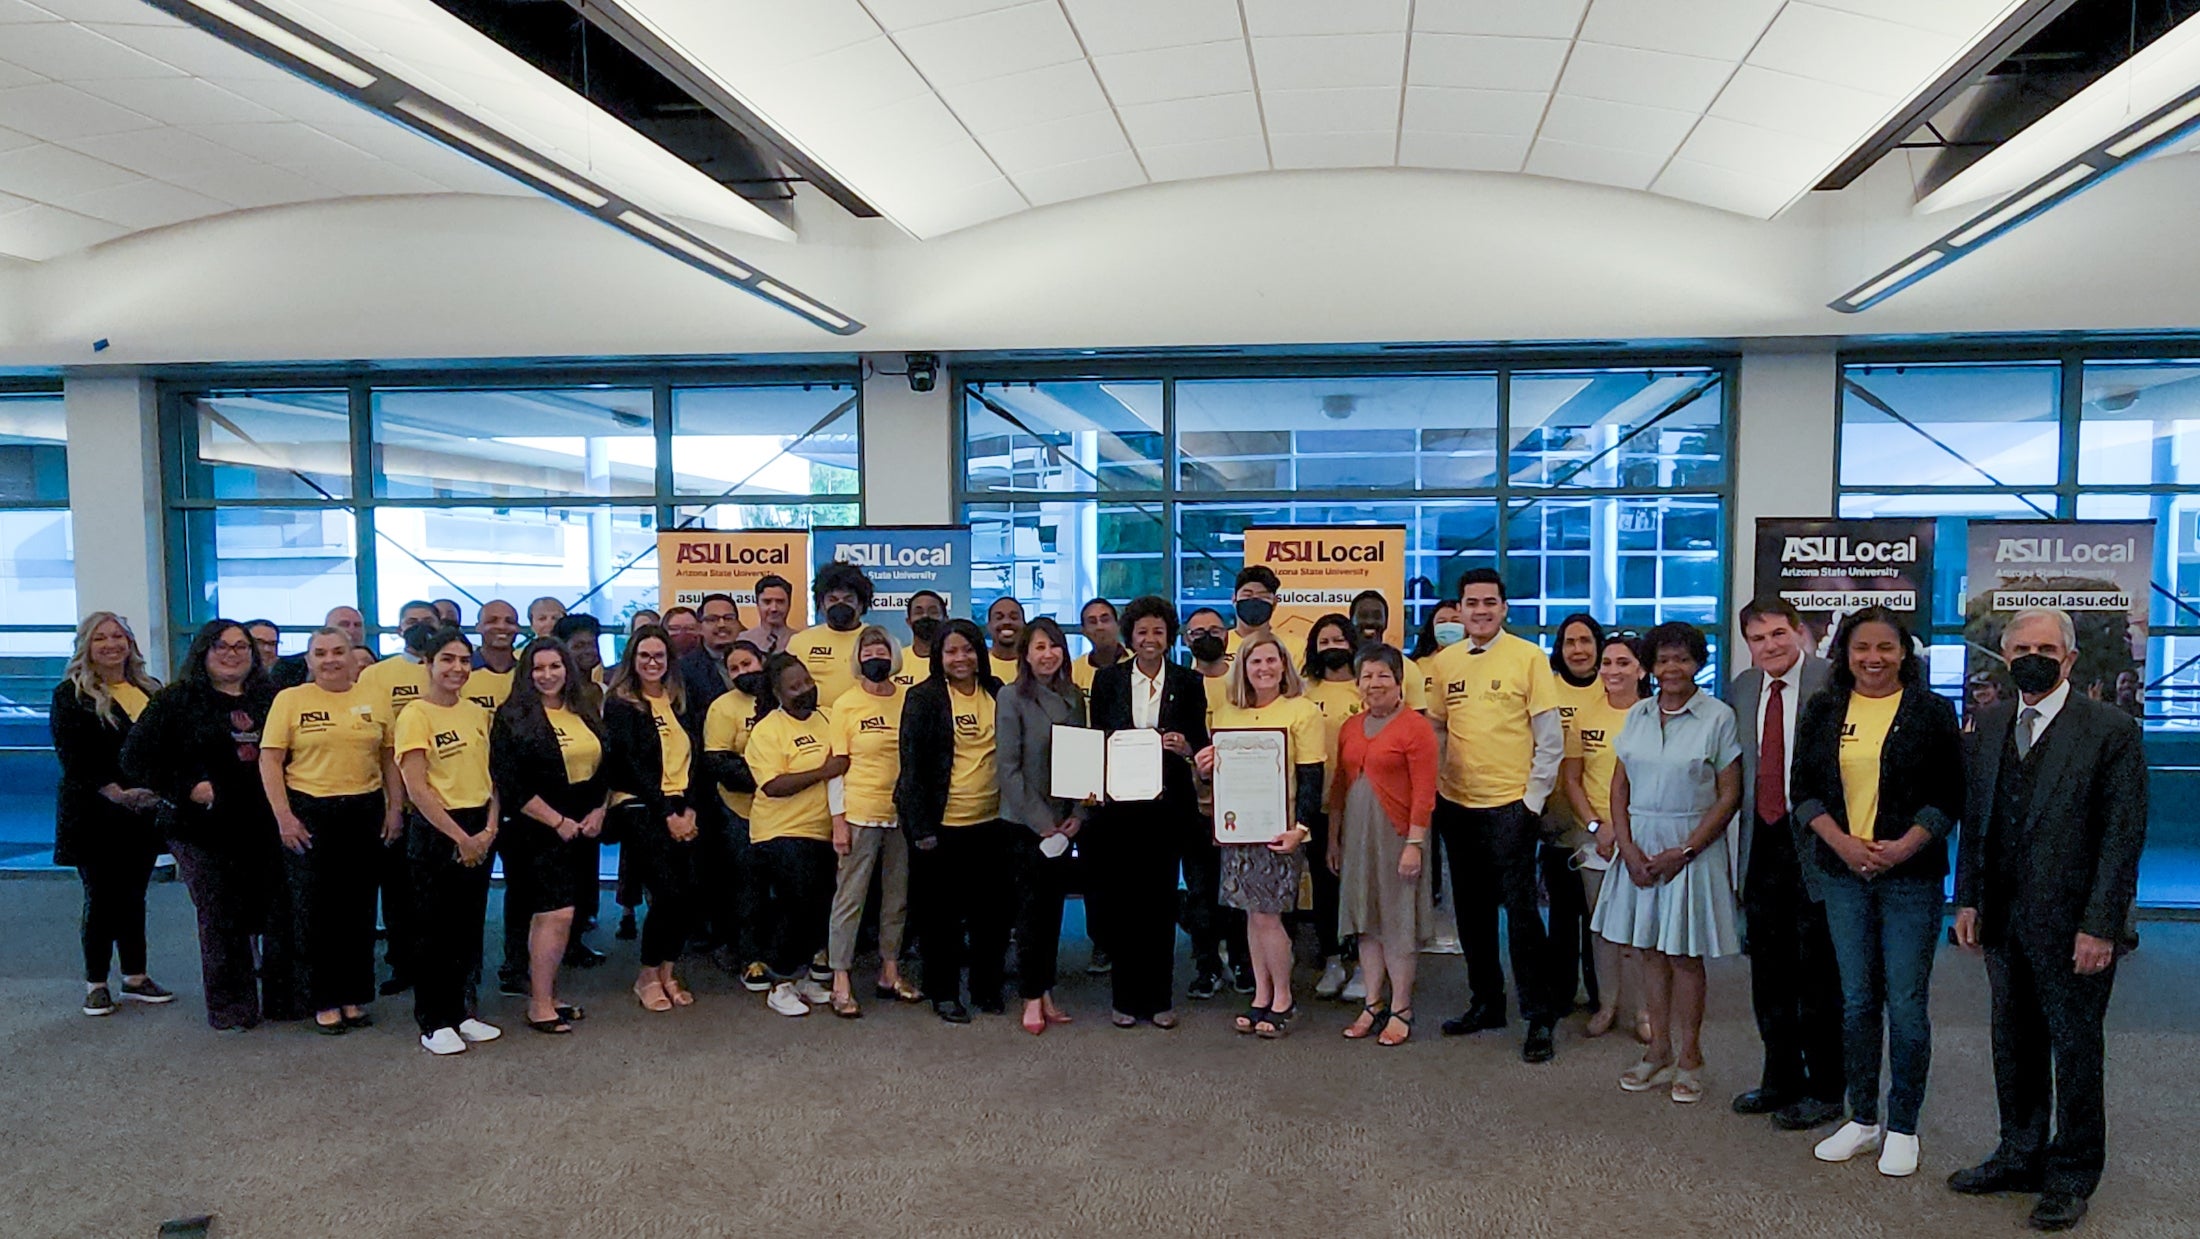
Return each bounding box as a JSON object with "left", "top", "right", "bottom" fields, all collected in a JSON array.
[
  {"left": 657, "top": 530, "right": 810, "bottom": 624},
  {"left": 811, "top": 526, "right": 971, "bottom": 644},
  {"left": 1964, "top": 521, "right": 2152, "bottom": 720},
  {"left": 1754, "top": 517, "right": 1935, "bottom": 650},
  {"left": 1243, "top": 525, "right": 1409, "bottom": 651}
]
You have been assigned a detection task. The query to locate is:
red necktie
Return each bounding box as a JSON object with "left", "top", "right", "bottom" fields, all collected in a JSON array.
[{"left": 1756, "top": 678, "right": 1786, "bottom": 823}]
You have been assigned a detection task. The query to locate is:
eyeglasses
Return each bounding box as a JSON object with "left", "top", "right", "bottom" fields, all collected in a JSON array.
[{"left": 212, "top": 641, "right": 253, "bottom": 654}]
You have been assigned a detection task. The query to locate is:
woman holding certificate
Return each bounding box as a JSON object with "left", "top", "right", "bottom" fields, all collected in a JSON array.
[
  {"left": 1195, "top": 632, "right": 1327, "bottom": 1039},
  {"left": 1329, "top": 645, "right": 1438, "bottom": 1046},
  {"left": 995, "top": 617, "right": 1088, "bottom": 1036}
]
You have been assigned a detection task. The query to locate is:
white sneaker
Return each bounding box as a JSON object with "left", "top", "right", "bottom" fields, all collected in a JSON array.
[
  {"left": 1878, "top": 1132, "right": 1920, "bottom": 1177},
  {"left": 1815, "top": 1121, "right": 1884, "bottom": 1163},
  {"left": 1314, "top": 958, "right": 1349, "bottom": 999},
  {"left": 1340, "top": 965, "right": 1367, "bottom": 1002},
  {"left": 794, "top": 978, "right": 832, "bottom": 1005},
  {"left": 767, "top": 982, "right": 810, "bottom": 1017},
  {"left": 456, "top": 1018, "right": 502, "bottom": 1043},
  {"left": 420, "top": 1027, "right": 468, "bottom": 1056}
]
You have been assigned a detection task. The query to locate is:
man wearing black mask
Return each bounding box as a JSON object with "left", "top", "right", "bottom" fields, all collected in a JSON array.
[
  {"left": 791, "top": 562, "right": 874, "bottom": 705},
  {"left": 1181, "top": 606, "right": 1253, "bottom": 996},
  {"left": 1952, "top": 609, "right": 2147, "bottom": 1233},
  {"left": 897, "top": 590, "right": 946, "bottom": 690},
  {"left": 1225, "top": 566, "right": 1280, "bottom": 669}
]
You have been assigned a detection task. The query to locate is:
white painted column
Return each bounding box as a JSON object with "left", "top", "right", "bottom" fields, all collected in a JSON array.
[
  {"left": 63, "top": 374, "right": 168, "bottom": 674},
  {"left": 860, "top": 354, "right": 955, "bottom": 526},
  {"left": 1731, "top": 345, "right": 1839, "bottom": 656}
]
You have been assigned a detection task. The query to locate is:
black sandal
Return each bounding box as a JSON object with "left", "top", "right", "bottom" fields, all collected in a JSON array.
[
  {"left": 1342, "top": 1003, "right": 1388, "bottom": 1040},
  {"left": 525, "top": 1016, "right": 573, "bottom": 1035},
  {"left": 1255, "top": 1004, "right": 1297, "bottom": 1039},
  {"left": 1233, "top": 1005, "right": 1268, "bottom": 1035},
  {"left": 1378, "top": 1009, "right": 1414, "bottom": 1047},
  {"left": 313, "top": 1016, "right": 348, "bottom": 1036},
  {"left": 555, "top": 1004, "right": 586, "bottom": 1023}
]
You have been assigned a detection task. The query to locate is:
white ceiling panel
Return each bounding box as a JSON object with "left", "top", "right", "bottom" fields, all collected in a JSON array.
[
  {"left": 860, "top": 0, "right": 1022, "bottom": 31},
  {"left": 1407, "top": 33, "right": 1570, "bottom": 93},
  {"left": 1674, "top": 113, "right": 1839, "bottom": 182},
  {"left": 974, "top": 107, "right": 1128, "bottom": 173},
  {"left": 1252, "top": 33, "right": 1408, "bottom": 91},
  {"left": 1115, "top": 93, "right": 1263, "bottom": 148},
  {"left": 1577, "top": 0, "right": 1785, "bottom": 61},
  {"left": 72, "top": 76, "right": 285, "bottom": 126},
  {"left": 0, "top": 125, "right": 38, "bottom": 155},
  {"left": 1415, "top": 0, "right": 1590, "bottom": 40},
  {"left": 1538, "top": 93, "right": 1695, "bottom": 156},
  {"left": 1058, "top": 0, "right": 1244, "bottom": 58},
  {"left": 1243, "top": 0, "right": 1411, "bottom": 39},
  {"left": 1402, "top": 85, "right": 1550, "bottom": 137},
  {"left": 1090, "top": 40, "right": 1253, "bottom": 106},
  {"left": 0, "top": 20, "right": 182, "bottom": 80},
  {"left": 1556, "top": 41, "right": 1733, "bottom": 111},
  {"left": 1524, "top": 136, "right": 1666, "bottom": 188},
  {"left": 0, "top": 200, "right": 126, "bottom": 259},
  {"left": 1270, "top": 129, "right": 1397, "bottom": 169},
  {"left": 1138, "top": 132, "right": 1269, "bottom": 181},
  {"left": 0, "top": 0, "right": 56, "bottom": 19},
  {"left": 1709, "top": 64, "right": 1892, "bottom": 146},
  {"left": 1651, "top": 155, "right": 1793, "bottom": 214},
  {"left": 1748, "top": 2, "right": 1963, "bottom": 96},
  {"left": 1011, "top": 147, "right": 1144, "bottom": 204},
  {"left": 1808, "top": 0, "right": 2016, "bottom": 41},
  {"left": 888, "top": 2, "right": 1082, "bottom": 88},
  {"left": 0, "top": 140, "right": 140, "bottom": 198},
  {"left": 22, "top": 0, "right": 187, "bottom": 23},
  {"left": 57, "top": 177, "right": 232, "bottom": 229},
  {"left": 0, "top": 59, "right": 48, "bottom": 91},
  {"left": 1261, "top": 87, "right": 1401, "bottom": 136},
  {"left": 1397, "top": 128, "right": 1531, "bottom": 170},
  {"left": 0, "top": 82, "right": 156, "bottom": 141},
  {"left": 935, "top": 57, "right": 1109, "bottom": 130}
]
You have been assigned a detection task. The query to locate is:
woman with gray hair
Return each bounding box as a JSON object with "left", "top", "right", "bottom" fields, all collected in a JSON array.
[
  {"left": 1328, "top": 644, "right": 1438, "bottom": 1046},
  {"left": 51, "top": 611, "right": 168, "bottom": 1016}
]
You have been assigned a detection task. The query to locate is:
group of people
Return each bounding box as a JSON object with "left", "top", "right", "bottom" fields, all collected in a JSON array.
[{"left": 51, "top": 561, "right": 2146, "bottom": 1232}]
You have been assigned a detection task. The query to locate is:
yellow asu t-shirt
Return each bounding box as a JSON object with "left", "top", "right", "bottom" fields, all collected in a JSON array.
[
  {"left": 543, "top": 706, "right": 602, "bottom": 785},
  {"left": 746, "top": 707, "right": 834, "bottom": 842},
  {"left": 1565, "top": 694, "right": 1632, "bottom": 823},
  {"left": 830, "top": 684, "right": 906, "bottom": 824},
  {"left": 109, "top": 681, "right": 150, "bottom": 721},
  {"left": 1427, "top": 631, "right": 1563, "bottom": 808},
  {"left": 462, "top": 666, "right": 514, "bottom": 711},
  {"left": 943, "top": 682, "right": 999, "bottom": 827},
  {"left": 392, "top": 698, "right": 492, "bottom": 810},
  {"left": 890, "top": 656, "right": 933, "bottom": 692},
  {"left": 1210, "top": 693, "right": 1327, "bottom": 817},
  {"left": 1552, "top": 677, "right": 1607, "bottom": 821},
  {"left": 1302, "top": 676, "right": 1361, "bottom": 799},
  {"left": 265, "top": 683, "right": 387, "bottom": 797},
  {"left": 791, "top": 624, "right": 863, "bottom": 709},
  {"left": 1397, "top": 653, "right": 1429, "bottom": 712},
  {"left": 703, "top": 689, "right": 759, "bottom": 818},
  {"left": 989, "top": 650, "right": 1020, "bottom": 684},
  {"left": 1070, "top": 649, "right": 1128, "bottom": 693},
  {"left": 649, "top": 695, "right": 691, "bottom": 796},
  {"left": 357, "top": 655, "right": 429, "bottom": 724},
  {"left": 1840, "top": 689, "right": 1902, "bottom": 839}
]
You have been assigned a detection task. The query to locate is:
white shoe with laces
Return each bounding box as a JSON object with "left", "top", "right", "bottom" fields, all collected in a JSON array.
[
  {"left": 456, "top": 1018, "right": 502, "bottom": 1043},
  {"left": 767, "top": 982, "right": 810, "bottom": 1017},
  {"left": 1314, "top": 958, "right": 1349, "bottom": 999},
  {"left": 1878, "top": 1132, "right": 1920, "bottom": 1177},
  {"left": 1815, "top": 1121, "right": 1884, "bottom": 1163},
  {"left": 794, "top": 978, "right": 832, "bottom": 1005},
  {"left": 1340, "top": 966, "right": 1366, "bottom": 1002},
  {"left": 420, "top": 1027, "right": 468, "bottom": 1056}
]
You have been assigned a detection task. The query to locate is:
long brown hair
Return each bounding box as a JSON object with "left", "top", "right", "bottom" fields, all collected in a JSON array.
[
  {"left": 1014, "top": 616, "right": 1078, "bottom": 702},
  {"left": 498, "top": 639, "right": 599, "bottom": 731},
  {"left": 605, "top": 625, "right": 686, "bottom": 717}
]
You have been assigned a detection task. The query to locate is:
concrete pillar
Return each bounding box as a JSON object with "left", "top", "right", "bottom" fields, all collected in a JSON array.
[
  {"left": 1731, "top": 345, "right": 1840, "bottom": 659},
  {"left": 63, "top": 375, "right": 167, "bottom": 675},
  {"left": 860, "top": 354, "right": 955, "bottom": 525}
]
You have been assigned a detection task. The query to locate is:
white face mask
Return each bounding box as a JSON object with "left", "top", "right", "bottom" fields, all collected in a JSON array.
[{"left": 1434, "top": 622, "right": 1466, "bottom": 647}]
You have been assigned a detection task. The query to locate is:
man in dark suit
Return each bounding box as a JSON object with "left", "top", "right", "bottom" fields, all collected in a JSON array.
[
  {"left": 1085, "top": 596, "right": 1210, "bottom": 1022},
  {"left": 1725, "top": 596, "right": 1846, "bottom": 1131},
  {"left": 1953, "top": 608, "right": 2147, "bottom": 1233}
]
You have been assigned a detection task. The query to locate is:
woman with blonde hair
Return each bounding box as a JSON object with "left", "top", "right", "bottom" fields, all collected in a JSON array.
[
  {"left": 52, "top": 611, "right": 168, "bottom": 1016},
  {"left": 824, "top": 624, "right": 916, "bottom": 1018}
]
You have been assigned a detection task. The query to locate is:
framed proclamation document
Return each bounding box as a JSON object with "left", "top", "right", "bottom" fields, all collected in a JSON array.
[{"left": 1211, "top": 728, "right": 1289, "bottom": 844}]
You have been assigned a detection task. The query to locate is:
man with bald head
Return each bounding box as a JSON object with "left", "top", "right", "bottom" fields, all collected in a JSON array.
[{"left": 1952, "top": 609, "right": 2148, "bottom": 1233}]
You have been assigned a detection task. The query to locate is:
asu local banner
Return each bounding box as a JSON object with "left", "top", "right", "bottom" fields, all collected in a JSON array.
[
  {"left": 1754, "top": 517, "right": 1934, "bottom": 645},
  {"left": 1244, "top": 525, "right": 1408, "bottom": 649},
  {"left": 657, "top": 530, "right": 809, "bottom": 624},
  {"left": 1963, "top": 521, "right": 2151, "bottom": 721},
  {"left": 811, "top": 525, "right": 971, "bottom": 644}
]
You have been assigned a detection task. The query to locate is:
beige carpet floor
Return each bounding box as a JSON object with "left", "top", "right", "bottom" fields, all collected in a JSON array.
[{"left": 1, "top": 876, "right": 2194, "bottom": 1239}]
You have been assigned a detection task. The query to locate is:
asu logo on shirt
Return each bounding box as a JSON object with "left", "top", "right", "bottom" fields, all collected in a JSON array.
[
  {"left": 296, "top": 709, "right": 333, "bottom": 734},
  {"left": 807, "top": 644, "right": 835, "bottom": 660},
  {"left": 432, "top": 728, "right": 467, "bottom": 756},
  {"left": 954, "top": 711, "right": 980, "bottom": 739},
  {"left": 792, "top": 733, "right": 822, "bottom": 751},
  {"left": 1445, "top": 679, "right": 1466, "bottom": 697},
  {"left": 858, "top": 716, "right": 890, "bottom": 733},
  {"left": 1839, "top": 723, "right": 1858, "bottom": 741}
]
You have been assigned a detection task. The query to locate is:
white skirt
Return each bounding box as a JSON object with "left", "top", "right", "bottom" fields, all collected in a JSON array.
[{"left": 1589, "top": 810, "right": 1740, "bottom": 959}]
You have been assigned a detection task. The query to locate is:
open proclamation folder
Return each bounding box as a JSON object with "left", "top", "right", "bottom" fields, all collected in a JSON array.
[{"left": 1050, "top": 725, "right": 1165, "bottom": 803}]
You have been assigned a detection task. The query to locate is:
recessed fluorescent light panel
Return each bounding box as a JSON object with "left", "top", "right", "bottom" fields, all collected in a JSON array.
[
  {"left": 144, "top": 0, "right": 863, "bottom": 335},
  {"left": 1832, "top": 84, "right": 2200, "bottom": 313}
]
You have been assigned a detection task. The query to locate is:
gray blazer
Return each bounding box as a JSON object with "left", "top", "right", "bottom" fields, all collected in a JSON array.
[
  {"left": 996, "top": 679, "right": 1088, "bottom": 836},
  {"left": 1725, "top": 651, "right": 1833, "bottom": 898}
]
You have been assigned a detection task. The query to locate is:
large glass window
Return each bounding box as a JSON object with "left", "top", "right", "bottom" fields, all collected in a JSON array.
[
  {"left": 961, "top": 364, "right": 1731, "bottom": 667},
  {"left": 165, "top": 373, "right": 860, "bottom": 657},
  {"left": 0, "top": 390, "right": 72, "bottom": 709}
]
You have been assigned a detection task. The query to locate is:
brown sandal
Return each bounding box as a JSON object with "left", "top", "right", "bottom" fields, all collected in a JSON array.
[
  {"left": 664, "top": 977, "right": 695, "bottom": 1007},
  {"left": 634, "top": 980, "right": 672, "bottom": 1013},
  {"left": 830, "top": 993, "right": 863, "bottom": 1019}
]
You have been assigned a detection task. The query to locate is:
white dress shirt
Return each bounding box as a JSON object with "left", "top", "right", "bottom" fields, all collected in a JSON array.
[
  {"left": 1130, "top": 661, "right": 1165, "bottom": 730},
  {"left": 1753, "top": 657, "right": 1804, "bottom": 812},
  {"left": 2019, "top": 678, "right": 2071, "bottom": 740}
]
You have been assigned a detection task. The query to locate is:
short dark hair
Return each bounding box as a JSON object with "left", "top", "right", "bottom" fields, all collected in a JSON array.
[
  {"left": 1301, "top": 613, "right": 1356, "bottom": 679},
  {"left": 1739, "top": 595, "right": 1803, "bottom": 631},
  {"left": 1079, "top": 597, "right": 1119, "bottom": 622},
  {"left": 698, "top": 592, "right": 740, "bottom": 615},
  {"left": 1234, "top": 565, "right": 1280, "bottom": 594},
  {"left": 988, "top": 595, "right": 1025, "bottom": 620},
  {"left": 663, "top": 605, "right": 699, "bottom": 623},
  {"left": 1349, "top": 589, "right": 1388, "bottom": 620},
  {"left": 754, "top": 574, "right": 794, "bottom": 601},
  {"left": 1457, "top": 567, "right": 1505, "bottom": 601},
  {"left": 1352, "top": 642, "right": 1404, "bottom": 684},
  {"left": 422, "top": 624, "right": 473, "bottom": 657},
  {"left": 243, "top": 618, "right": 279, "bottom": 635},
  {"left": 1184, "top": 607, "right": 1225, "bottom": 630},
  {"left": 1828, "top": 606, "right": 1923, "bottom": 692},
  {"left": 553, "top": 613, "right": 602, "bottom": 640},
  {"left": 906, "top": 589, "right": 945, "bottom": 613},
  {"left": 813, "top": 561, "right": 874, "bottom": 610},
  {"left": 1641, "top": 621, "right": 1709, "bottom": 668},
  {"left": 1121, "top": 595, "right": 1178, "bottom": 643}
]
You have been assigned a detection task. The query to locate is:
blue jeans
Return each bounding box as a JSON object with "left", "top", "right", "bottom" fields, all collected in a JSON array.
[{"left": 1819, "top": 870, "right": 1942, "bottom": 1134}]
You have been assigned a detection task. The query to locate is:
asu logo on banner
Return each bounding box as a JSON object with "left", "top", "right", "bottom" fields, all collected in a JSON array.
[
  {"left": 658, "top": 530, "right": 810, "bottom": 624},
  {"left": 1244, "top": 525, "right": 1408, "bottom": 649}
]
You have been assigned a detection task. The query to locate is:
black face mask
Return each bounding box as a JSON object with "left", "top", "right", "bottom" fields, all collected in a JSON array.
[
  {"left": 2009, "top": 653, "right": 2062, "bottom": 695},
  {"left": 1188, "top": 634, "right": 1226, "bottom": 663},
  {"left": 1316, "top": 647, "right": 1354, "bottom": 673},
  {"left": 860, "top": 657, "right": 892, "bottom": 684},
  {"left": 825, "top": 603, "right": 858, "bottom": 630},
  {"left": 402, "top": 621, "right": 434, "bottom": 657},
  {"left": 908, "top": 617, "right": 941, "bottom": 647},
  {"left": 1235, "top": 597, "right": 1274, "bottom": 628},
  {"left": 785, "top": 688, "right": 819, "bottom": 717},
  {"left": 732, "top": 670, "right": 768, "bottom": 698}
]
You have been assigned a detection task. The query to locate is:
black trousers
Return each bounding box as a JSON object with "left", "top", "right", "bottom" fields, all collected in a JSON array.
[
  {"left": 628, "top": 801, "right": 701, "bottom": 969},
  {"left": 75, "top": 850, "right": 155, "bottom": 983},
  {"left": 913, "top": 820, "right": 1019, "bottom": 1006},
  {"left": 752, "top": 835, "right": 834, "bottom": 980},
  {"left": 704, "top": 804, "right": 760, "bottom": 964},
  {"left": 1180, "top": 813, "right": 1249, "bottom": 976},
  {"left": 570, "top": 837, "right": 603, "bottom": 933},
  {"left": 170, "top": 833, "right": 278, "bottom": 1029},
  {"left": 278, "top": 791, "right": 383, "bottom": 1012},
  {"left": 497, "top": 832, "right": 529, "bottom": 982},
  {"left": 1986, "top": 936, "right": 2118, "bottom": 1198},
  {"left": 1539, "top": 840, "right": 1598, "bottom": 1011},
  {"left": 1434, "top": 797, "right": 1555, "bottom": 1024},
  {"left": 1013, "top": 831, "right": 1068, "bottom": 1001},
  {"left": 1742, "top": 815, "right": 1847, "bottom": 1104},
  {"left": 376, "top": 830, "right": 414, "bottom": 978},
  {"left": 407, "top": 807, "right": 492, "bottom": 1035},
  {"left": 1089, "top": 811, "right": 1183, "bottom": 1018},
  {"left": 1292, "top": 807, "right": 1341, "bottom": 959}
]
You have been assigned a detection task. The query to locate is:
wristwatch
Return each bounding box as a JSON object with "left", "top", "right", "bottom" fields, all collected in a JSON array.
[
  {"left": 1680, "top": 845, "right": 1699, "bottom": 863},
  {"left": 1585, "top": 819, "right": 1603, "bottom": 835}
]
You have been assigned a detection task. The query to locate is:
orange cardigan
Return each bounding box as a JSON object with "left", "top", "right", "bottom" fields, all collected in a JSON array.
[{"left": 1330, "top": 707, "right": 1438, "bottom": 836}]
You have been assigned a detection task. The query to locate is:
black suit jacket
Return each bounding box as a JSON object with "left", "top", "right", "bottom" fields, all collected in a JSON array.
[
  {"left": 1790, "top": 683, "right": 1965, "bottom": 885},
  {"left": 1087, "top": 659, "right": 1210, "bottom": 814},
  {"left": 895, "top": 677, "right": 999, "bottom": 847},
  {"left": 1958, "top": 692, "right": 2147, "bottom": 949},
  {"left": 49, "top": 681, "right": 159, "bottom": 867}
]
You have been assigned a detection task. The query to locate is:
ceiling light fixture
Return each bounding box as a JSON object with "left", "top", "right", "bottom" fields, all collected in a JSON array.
[
  {"left": 146, "top": 0, "right": 864, "bottom": 335},
  {"left": 1832, "top": 83, "right": 2200, "bottom": 313}
]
